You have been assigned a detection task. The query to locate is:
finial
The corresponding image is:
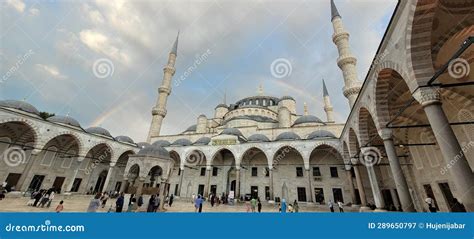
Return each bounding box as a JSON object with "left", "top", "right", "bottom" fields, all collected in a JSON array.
[
  {"left": 322, "top": 79, "right": 329, "bottom": 96},
  {"left": 171, "top": 31, "right": 179, "bottom": 55},
  {"left": 331, "top": 0, "right": 341, "bottom": 20},
  {"left": 304, "top": 102, "right": 308, "bottom": 115},
  {"left": 257, "top": 84, "right": 264, "bottom": 96}
]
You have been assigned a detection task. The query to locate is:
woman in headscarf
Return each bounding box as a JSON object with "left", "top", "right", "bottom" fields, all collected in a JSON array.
[{"left": 280, "top": 199, "right": 287, "bottom": 213}]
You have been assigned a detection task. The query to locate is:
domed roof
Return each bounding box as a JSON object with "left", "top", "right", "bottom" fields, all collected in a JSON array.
[
  {"left": 85, "top": 127, "right": 112, "bottom": 137},
  {"left": 115, "top": 135, "right": 135, "bottom": 144},
  {"left": 194, "top": 137, "right": 211, "bottom": 145},
  {"left": 0, "top": 100, "right": 40, "bottom": 115},
  {"left": 280, "top": 96, "right": 295, "bottom": 101},
  {"left": 215, "top": 104, "right": 228, "bottom": 109},
  {"left": 221, "top": 128, "right": 243, "bottom": 137},
  {"left": 137, "top": 145, "right": 170, "bottom": 158},
  {"left": 307, "top": 130, "right": 336, "bottom": 140},
  {"left": 137, "top": 142, "right": 152, "bottom": 149},
  {"left": 47, "top": 115, "right": 81, "bottom": 128},
  {"left": 171, "top": 138, "right": 192, "bottom": 146},
  {"left": 275, "top": 132, "right": 301, "bottom": 141},
  {"left": 247, "top": 134, "right": 270, "bottom": 142},
  {"left": 183, "top": 124, "right": 197, "bottom": 133},
  {"left": 293, "top": 115, "right": 324, "bottom": 126},
  {"left": 152, "top": 140, "right": 171, "bottom": 147}
]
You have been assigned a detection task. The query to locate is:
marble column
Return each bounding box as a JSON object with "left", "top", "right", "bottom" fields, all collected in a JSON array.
[
  {"left": 16, "top": 152, "right": 38, "bottom": 191},
  {"left": 177, "top": 167, "right": 184, "bottom": 196},
  {"left": 135, "top": 177, "right": 145, "bottom": 195},
  {"left": 65, "top": 158, "right": 83, "bottom": 192},
  {"left": 351, "top": 158, "right": 367, "bottom": 207},
  {"left": 235, "top": 167, "right": 241, "bottom": 201},
  {"left": 269, "top": 168, "right": 274, "bottom": 201},
  {"left": 415, "top": 87, "right": 474, "bottom": 211},
  {"left": 390, "top": 188, "right": 401, "bottom": 211},
  {"left": 119, "top": 177, "right": 128, "bottom": 193},
  {"left": 101, "top": 162, "right": 116, "bottom": 193},
  {"left": 365, "top": 164, "right": 386, "bottom": 211},
  {"left": 346, "top": 169, "right": 357, "bottom": 205},
  {"left": 204, "top": 166, "right": 211, "bottom": 198},
  {"left": 306, "top": 169, "right": 314, "bottom": 203},
  {"left": 381, "top": 128, "right": 415, "bottom": 212}
]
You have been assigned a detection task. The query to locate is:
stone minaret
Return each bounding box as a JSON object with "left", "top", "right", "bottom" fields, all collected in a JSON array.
[
  {"left": 322, "top": 79, "right": 335, "bottom": 123},
  {"left": 146, "top": 33, "right": 179, "bottom": 143},
  {"left": 331, "top": 0, "right": 361, "bottom": 108}
]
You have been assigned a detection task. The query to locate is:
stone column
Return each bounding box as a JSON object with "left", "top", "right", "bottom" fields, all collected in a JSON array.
[
  {"left": 204, "top": 166, "right": 211, "bottom": 198},
  {"left": 269, "top": 168, "right": 274, "bottom": 201},
  {"left": 65, "top": 158, "right": 83, "bottom": 192},
  {"left": 158, "top": 179, "right": 167, "bottom": 210},
  {"left": 101, "top": 162, "right": 116, "bottom": 193},
  {"left": 381, "top": 128, "right": 415, "bottom": 212},
  {"left": 16, "top": 152, "right": 39, "bottom": 191},
  {"left": 135, "top": 177, "right": 145, "bottom": 196},
  {"left": 414, "top": 87, "right": 474, "bottom": 211},
  {"left": 236, "top": 166, "right": 241, "bottom": 201},
  {"left": 366, "top": 164, "right": 385, "bottom": 211},
  {"left": 351, "top": 158, "right": 367, "bottom": 207},
  {"left": 119, "top": 177, "right": 128, "bottom": 193},
  {"left": 177, "top": 167, "right": 184, "bottom": 196},
  {"left": 346, "top": 169, "right": 357, "bottom": 205},
  {"left": 306, "top": 169, "right": 314, "bottom": 203},
  {"left": 390, "top": 188, "right": 400, "bottom": 211}
]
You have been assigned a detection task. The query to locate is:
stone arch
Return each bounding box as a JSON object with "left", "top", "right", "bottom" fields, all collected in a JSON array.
[
  {"left": 358, "top": 107, "right": 378, "bottom": 146},
  {"left": 272, "top": 145, "right": 304, "bottom": 168},
  {"left": 210, "top": 147, "right": 236, "bottom": 166},
  {"left": 0, "top": 118, "right": 40, "bottom": 151},
  {"left": 241, "top": 146, "right": 269, "bottom": 169},
  {"left": 348, "top": 128, "right": 360, "bottom": 158},
  {"left": 84, "top": 141, "right": 115, "bottom": 162},
  {"left": 38, "top": 131, "right": 84, "bottom": 157},
  {"left": 183, "top": 148, "right": 207, "bottom": 168}
]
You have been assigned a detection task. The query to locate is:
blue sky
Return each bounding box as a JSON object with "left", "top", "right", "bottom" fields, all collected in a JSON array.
[{"left": 0, "top": 0, "right": 397, "bottom": 142}]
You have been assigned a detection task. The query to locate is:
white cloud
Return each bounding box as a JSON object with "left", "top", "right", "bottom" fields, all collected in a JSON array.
[
  {"left": 79, "top": 29, "right": 130, "bottom": 65},
  {"left": 28, "top": 7, "right": 39, "bottom": 16},
  {"left": 6, "top": 0, "right": 25, "bottom": 13},
  {"left": 35, "top": 64, "right": 67, "bottom": 80}
]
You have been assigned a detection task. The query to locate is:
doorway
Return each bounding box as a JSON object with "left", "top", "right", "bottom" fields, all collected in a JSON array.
[
  {"left": 94, "top": 170, "right": 108, "bottom": 193},
  {"left": 198, "top": 184, "right": 205, "bottom": 196},
  {"left": 382, "top": 189, "right": 393, "bottom": 209},
  {"left": 28, "top": 175, "right": 45, "bottom": 191},
  {"left": 332, "top": 188, "right": 343, "bottom": 203},
  {"left": 438, "top": 182, "right": 456, "bottom": 212},
  {"left": 71, "top": 178, "right": 82, "bottom": 192},
  {"left": 251, "top": 186, "right": 258, "bottom": 199},
  {"left": 52, "top": 177, "right": 66, "bottom": 193},
  {"left": 210, "top": 185, "right": 217, "bottom": 195},
  {"left": 354, "top": 189, "right": 361, "bottom": 204},
  {"left": 297, "top": 187, "right": 307, "bottom": 202},
  {"left": 315, "top": 187, "right": 325, "bottom": 204},
  {"left": 423, "top": 184, "right": 439, "bottom": 210},
  {"left": 5, "top": 173, "right": 21, "bottom": 190}
]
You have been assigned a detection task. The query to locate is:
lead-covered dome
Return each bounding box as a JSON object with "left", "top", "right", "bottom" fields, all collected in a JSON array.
[
  {"left": 280, "top": 96, "right": 295, "bottom": 101},
  {"left": 85, "top": 127, "right": 112, "bottom": 137},
  {"left": 215, "top": 104, "right": 228, "bottom": 109},
  {"left": 183, "top": 124, "right": 197, "bottom": 133},
  {"left": 293, "top": 115, "right": 324, "bottom": 126},
  {"left": 307, "top": 130, "right": 336, "bottom": 140},
  {"left": 171, "top": 138, "right": 192, "bottom": 146},
  {"left": 137, "top": 145, "right": 170, "bottom": 158},
  {"left": 137, "top": 142, "right": 152, "bottom": 149},
  {"left": 115, "top": 135, "right": 135, "bottom": 144},
  {"left": 194, "top": 137, "right": 211, "bottom": 145},
  {"left": 275, "top": 132, "right": 301, "bottom": 141},
  {"left": 247, "top": 134, "right": 270, "bottom": 142},
  {"left": 0, "top": 100, "right": 40, "bottom": 115},
  {"left": 48, "top": 115, "right": 81, "bottom": 128},
  {"left": 152, "top": 140, "right": 171, "bottom": 147},
  {"left": 221, "top": 128, "right": 243, "bottom": 137}
]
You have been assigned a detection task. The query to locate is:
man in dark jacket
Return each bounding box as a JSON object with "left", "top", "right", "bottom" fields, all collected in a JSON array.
[{"left": 116, "top": 192, "right": 124, "bottom": 212}]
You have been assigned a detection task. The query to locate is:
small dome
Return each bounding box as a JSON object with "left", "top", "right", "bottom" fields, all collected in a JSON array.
[
  {"left": 137, "top": 145, "right": 170, "bottom": 158},
  {"left": 221, "top": 128, "right": 243, "bottom": 137},
  {"left": 0, "top": 100, "right": 40, "bottom": 115},
  {"left": 48, "top": 115, "right": 81, "bottom": 128},
  {"left": 137, "top": 142, "right": 152, "bottom": 149},
  {"left": 275, "top": 132, "right": 301, "bottom": 141},
  {"left": 194, "top": 137, "right": 211, "bottom": 145},
  {"left": 183, "top": 124, "right": 197, "bottom": 133},
  {"left": 280, "top": 96, "right": 295, "bottom": 101},
  {"left": 171, "top": 138, "right": 192, "bottom": 146},
  {"left": 152, "top": 140, "right": 171, "bottom": 147},
  {"left": 215, "top": 104, "right": 228, "bottom": 109},
  {"left": 293, "top": 115, "right": 324, "bottom": 126},
  {"left": 115, "top": 135, "right": 134, "bottom": 144},
  {"left": 247, "top": 134, "right": 270, "bottom": 142},
  {"left": 85, "top": 127, "right": 112, "bottom": 137},
  {"left": 307, "top": 130, "right": 336, "bottom": 140}
]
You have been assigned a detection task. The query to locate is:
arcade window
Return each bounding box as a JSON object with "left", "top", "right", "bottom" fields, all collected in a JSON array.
[
  {"left": 212, "top": 167, "right": 218, "bottom": 176},
  {"left": 296, "top": 167, "right": 303, "bottom": 177},
  {"left": 330, "top": 167, "right": 338, "bottom": 178},
  {"left": 251, "top": 167, "right": 258, "bottom": 177},
  {"left": 313, "top": 167, "right": 321, "bottom": 177},
  {"left": 200, "top": 167, "right": 206, "bottom": 176}
]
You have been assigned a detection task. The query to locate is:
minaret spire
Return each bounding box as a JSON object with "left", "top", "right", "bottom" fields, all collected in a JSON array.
[
  {"left": 303, "top": 102, "right": 308, "bottom": 116},
  {"left": 257, "top": 84, "right": 264, "bottom": 96},
  {"left": 322, "top": 79, "right": 335, "bottom": 123},
  {"left": 146, "top": 34, "right": 179, "bottom": 142},
  {"left": 330, "top": 0, "right": 361, "bottom": 109}
]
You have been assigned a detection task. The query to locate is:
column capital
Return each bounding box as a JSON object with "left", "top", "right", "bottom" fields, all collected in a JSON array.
[
  {"left": 380, "top": 128, "right": 393, "bottom": 141},
  {"left": 206, "top": 165, "right": 212, "bottom": 170},
  {"left": 350, "top": 157, "right": 359, "bottom": 165},
  {"left": 235, "top": 165, "right": 241, "bottom": 170},
  {"left": 109, "top": 162, "right": 116, "bottom": 167},
  {"left": 413, "top": 87, "right": 441, "bottom": 107},
  {"left": 138, "top": 176, "right": 146, "bottom": 182}
]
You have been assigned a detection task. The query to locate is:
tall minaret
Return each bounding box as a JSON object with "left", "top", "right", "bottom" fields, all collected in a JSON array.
[
  {"left": 322, "top": 79, "right": 335, "bottom": 123},
  {"left": 331, "top": 0, "right": 361, "bottom": 108},
  {"left": 146, "top": 32, "right": 179, "bottom": 143}
]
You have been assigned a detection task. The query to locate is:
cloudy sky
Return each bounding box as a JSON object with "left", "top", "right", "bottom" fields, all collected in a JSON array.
[{"left": 0, "top": 0, "right": 397, "bottom": 142}]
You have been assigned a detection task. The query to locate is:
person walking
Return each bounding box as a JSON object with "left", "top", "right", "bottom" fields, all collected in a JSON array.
[
  {"left": 101, "top": 192, "right": 109, "bottom": 208},
  {"left": 257, "top": 198, "right": 262, "bottom": 213},
  {"left": 195, "top": 195, "right": 204, "bottom": 213},
  {"left": 425, "top": 197, "right": 436, "bottom": 212},
  {"left": 46, "top": 191, "right": 55, "bottom": 208},
  {"left": 192, "top": 193, "right": 196, "bottom": 205},
  {"left": 250, "top": 198, "right": 257, "bottom": 212},
  {"left": 147, "top": 195, "right": 155, "bottom": 212},
  {"left": 154, "top": 194, "right": 161, "bottom": 212},
  {"left": 137, "top": 194, "right": 144, "bottom": 211},
  {"left": 87, "top": 193, "right": 102, "bottom": 212},
  {"left": 168, "top": 194, "right": 174, "bottom": 207},
  {"left": 280, "top": 199, "right": 287, "bottom": 213},
  {"left": 337, "top": 201, "right": 344, "bottom": 212},
  {"left": 328, "top": 200, "right": 334, "bottom": 212},
  {"left": 55, "top": 200, "right": 64, "bottom": 213},
  {"left": 128, "top": 193, "right": 135, "bottom": 206},
  {"left": 39, "top": 192, "right": 50, "bottom": 208},
  {"left": 293, "top": 200, "right": 299, "bottom": 213},
  {"left": 210, "top": 193, "right": 215, "bottom": 207},
  {"left": 32, "top": 190, "right": 43, "bottom": 207},
  {"left": 116, "top": 192, "right": 124, "bottom": 213}
]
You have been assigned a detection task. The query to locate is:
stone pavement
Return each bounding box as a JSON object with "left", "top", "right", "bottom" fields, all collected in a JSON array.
[{"left": 0, "top": 195, "right": 360, "bottom": 213}]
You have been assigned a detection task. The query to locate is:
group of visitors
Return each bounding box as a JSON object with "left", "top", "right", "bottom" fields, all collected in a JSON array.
[
  {"left": 328, "top": 200, "right": 344, "bottom": 212},
  {"left": 246, "top": 197, "right": 262, "bottom": 212},
  {"left": 278, "top": 199, "right": 299, "bottom": 213},
  {"left": 28, "top": 188, "right": 63, "bottom": 212}
]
